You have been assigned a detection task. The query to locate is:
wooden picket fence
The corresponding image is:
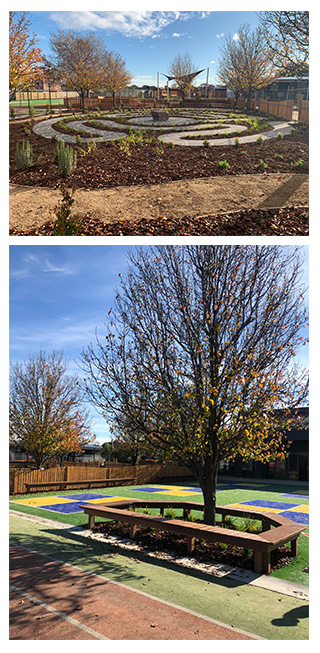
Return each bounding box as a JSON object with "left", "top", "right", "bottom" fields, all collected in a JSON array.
[
  {"left": 298, "top": 100, "right": 309, "bottom": 123},
  {"left": 9, "top": 461, "right": 194, "bottom": 495},
  {"left": 257, "top": 99, "right": 294, "bottom": 120}
]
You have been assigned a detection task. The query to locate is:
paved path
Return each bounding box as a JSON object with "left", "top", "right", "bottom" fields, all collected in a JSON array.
[
  {"left": 32, "top": 114, "right": 293, "bottom": 147},
  {"left": 10, "top": 544, "right": 257, "bottom": 640}
]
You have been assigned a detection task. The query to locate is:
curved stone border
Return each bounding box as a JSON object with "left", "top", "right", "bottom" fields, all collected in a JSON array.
[
  {"left": 32, "top": 114, "right": 293, "bottom": 148},
  {"left": 33, "top": 116, "right": 126, "bottom": 143},
  {"left": 160, "top": 121, "right": 293, "bottom": 146}
]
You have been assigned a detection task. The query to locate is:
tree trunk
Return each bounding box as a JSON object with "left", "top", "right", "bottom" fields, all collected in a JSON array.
[
  {"left": 112, "top": 91, "right": 115, "bottom": 109},
  {"left": 197, "top": 457, "right": 219, "bottom": 525}
]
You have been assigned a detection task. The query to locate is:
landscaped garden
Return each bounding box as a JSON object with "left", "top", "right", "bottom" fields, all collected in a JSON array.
[
  {"left": 9, "top": 480, "right": 309, "bottom": 586},
  {"left": 9, "top": 107, "right": 309, "bottom": 236}
]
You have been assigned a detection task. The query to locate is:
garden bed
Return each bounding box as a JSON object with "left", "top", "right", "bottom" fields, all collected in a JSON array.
[
  {"left": 92, "top": 519, "right": 295, "bottom": 573},
  {"left": 9, "top": 120, "right": 308, "bottom": 190},
  {"left": 9, "top": 205, "right": 309, "bottom": 236}
]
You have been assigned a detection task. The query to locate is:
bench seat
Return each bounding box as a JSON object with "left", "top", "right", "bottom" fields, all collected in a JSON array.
[
  {"left": 81, "top": 501, "right": 306, "bottom": 575},
  {"left": 25, "top": 477, "right": 134, "bottom": 493}
]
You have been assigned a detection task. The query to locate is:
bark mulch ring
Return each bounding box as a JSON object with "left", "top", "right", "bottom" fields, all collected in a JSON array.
[
  {"left": 10, "top": 121, "right": 308, "bottom": 190},
  {"left": 92, "top": 520, "right": 295, "bottom": 574},
  {"left": 9, "top": 205, "right": 309, "bottom": 237}
]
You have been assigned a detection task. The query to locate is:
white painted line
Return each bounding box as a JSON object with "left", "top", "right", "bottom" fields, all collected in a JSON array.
[{"left": 9, "top": 583, "right": 109, "bottom": 640}]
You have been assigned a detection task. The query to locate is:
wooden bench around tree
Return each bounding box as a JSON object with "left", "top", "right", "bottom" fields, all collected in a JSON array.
[
  {"left": 25, "top": 477, "right": 135, "bottom": 494},
  {"left": 80, "top": 499, "right": 306, "bottom": 575}
]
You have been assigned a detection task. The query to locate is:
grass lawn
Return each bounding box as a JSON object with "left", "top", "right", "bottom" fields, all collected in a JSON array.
[{"left": 9, "top": 480, "right": 309, "bottom": 586}]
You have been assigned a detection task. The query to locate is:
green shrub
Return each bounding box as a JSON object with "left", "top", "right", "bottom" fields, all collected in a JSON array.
[
  {"left": 218, "top": 159, "right": 229, "bottom": 169},
  {"left": 75, "top": 134, "right": 81, "bottom": 146},
  {"left": 29, "top": 105, "right": 35, "bottom": 119},
  {"left": 259, "top": 159, "right": 268, "bottom": 170},
  {"left": 165, "top": 508, "right": 176, "bottom": 519},
  {"left": 296, "top": 158, "right": 308, "bottom": 170},
  {"left": 234, "top": 137, "right": 240, "bottom": 147},
  {"left": 55, "top": 140, "right": 77, "bottom": 176},
  {"left": 277, "top": 132, "right": 284, "bottom": 140},
  {"left": 203, "top": 140, "right": 210, "bottom": 148},
  {"left": 15, "top": 140, "right": 36, "bottom": 169},
  {"left": 10, "top": 106, "right": 15, "bottom": 119},
  {"left": 53, "top": 185, "right": 82, "bottom": 236}
]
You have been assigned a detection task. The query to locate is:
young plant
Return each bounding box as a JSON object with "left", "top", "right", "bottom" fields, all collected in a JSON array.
[
  {"left": 218, "top": 159, "right": 229, "bottom": 169},
  {"left": 55, "top": 140, "right": 77, "bottom": 176},
  {"left": 296, "top": 158, "right": 308, "bottom": 170},
  {"left": 15, "top": 141, "right": 38, "bottom": 170},
  {"left": 259, "top": 159, "right": 268, "bottom": 170},
  {"left": 202, "top": 140, "right": 210, "bottom": 148},
  {"left": 256, "top": 136, "right": 264, "bottom": 144},
  {"left": 53, "top": 185, "right": 83, "bottom": 236}
]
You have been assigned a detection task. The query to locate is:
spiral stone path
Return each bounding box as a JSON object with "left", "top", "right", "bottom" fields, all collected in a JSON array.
[{"left": 32, "top": 111, "right": 294, "bottom": 147}]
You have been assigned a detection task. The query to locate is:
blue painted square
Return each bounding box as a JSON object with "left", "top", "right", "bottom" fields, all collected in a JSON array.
[
  {"left": 40, "top": 501, "right": 86, "bottom": 514},
  {"left": 281, "top": 494, "right": 309, "bottom": 500},
  {"left": 280, "top": 510, "right": 309, "bottom": 525},
  {"left": 131, "top": 487, "right": 172, "bottom": 493},
  {"left": 57, "top": 493, "right": 113, "bottom": 501},
  {"left": 238, "top": 499, "right": 300, "bottom": 510}
]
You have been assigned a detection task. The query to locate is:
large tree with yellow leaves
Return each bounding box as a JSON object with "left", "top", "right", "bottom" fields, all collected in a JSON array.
[
  {"left": 81, "top": 246, "right": 308, "bottom": 525},
  {"left": 9, "top": 12, "right": 43, "bottom": 101}
]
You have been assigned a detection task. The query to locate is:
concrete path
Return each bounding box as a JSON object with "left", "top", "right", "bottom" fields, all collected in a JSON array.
[{"left": 32, "top": 114, "right": 293, "bottom": 147}]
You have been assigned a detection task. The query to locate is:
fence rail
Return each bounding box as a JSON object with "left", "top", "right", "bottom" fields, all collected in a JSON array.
[{"left": 9, "top": 462, "right": 193, "bottom": 495}]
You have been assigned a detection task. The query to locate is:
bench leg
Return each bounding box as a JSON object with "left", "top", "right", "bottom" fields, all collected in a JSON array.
[
  {"left": 88, "top": 514, "right": 95, "bottom": 529},
  {"left": 291, "top": 538, "right": 298, "bottom": 557},
  {"left": 254, "top": 551, "right": 271, "bottom": 575},
  {"left": 187, "top": 536, "right": 195, "bottom": 554},
  {"left": 130, "top": 524, "right": 137, "bottom": 539}
]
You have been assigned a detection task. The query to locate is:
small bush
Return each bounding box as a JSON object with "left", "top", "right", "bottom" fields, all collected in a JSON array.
[
  {"left": 218, "top": 159, "right": 229, "bottom": 169},
  {"left": 10, "top": 106, "right": 15, "bottom": 119},
  {"left": 256, "top": 135, "right": 264, "bottom": 143},
  {"left": 53, "top": 185, "right": 82, "bottom": 236},
  {"left": 296, "top": 158, "right": 308, "bottom": 170},
  {"left": 165, "top": 508, "right": 176, "bottom": 519},
  {"left": 29, "top": 105, "right": 35, "bottom": 119},
  {"left": 234, "top": 137, "right": 240, "bottom": 147},
  {"left": 203, "top": 140, "right": 210, "bottom": 148},
  {"left": 15, "top": 141, "right": 36, "bottom": 169},
  {"left": 55, "top": 140, "right": 77, "bottom": 176},
  {"left": 277, "top": 132, "right": 284, "bottom": 140},
  {"left": 259, "top": 159, "right": 268, "bottom": 170}
]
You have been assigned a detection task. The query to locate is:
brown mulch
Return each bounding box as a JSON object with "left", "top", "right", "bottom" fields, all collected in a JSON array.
[
  {"left": 92, "top": 520, "right": 295, "bottom": 573},
  {"left": 9, "top": 205, "right": 309, "bottom": 236},
  {"left": 10, "top": 120, "right": 308, "bottom": 191}
]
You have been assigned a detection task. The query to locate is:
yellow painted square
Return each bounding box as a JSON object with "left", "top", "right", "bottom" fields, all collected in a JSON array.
[
  {"left": 288, "top": 504, "right": 309, "bottom": 513},
  {"left": 157, "top": 489, "right": 199, "bottom": 497},
  {"left": 11, "top": 496, "right": 74, "bottom": 507},
  {"left": 86, "top": 496, "right": 126, "bottom": 504}
]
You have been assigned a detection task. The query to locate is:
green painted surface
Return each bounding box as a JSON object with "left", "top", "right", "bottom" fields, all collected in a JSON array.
[
  {"left": 9, "top": 481, "right": 309, "bottom": 585},
  {"left": 9, "top": 513, "right": 308, "bottom": 640}
]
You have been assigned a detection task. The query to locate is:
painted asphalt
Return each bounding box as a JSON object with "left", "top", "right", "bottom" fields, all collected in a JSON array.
[{"left": 10, "top": 543, "right": 257, "bottom": 640}]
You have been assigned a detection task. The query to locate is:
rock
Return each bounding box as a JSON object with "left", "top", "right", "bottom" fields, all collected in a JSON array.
[{"left": 151, "top": 110, "right": 169, "bottom": 121}]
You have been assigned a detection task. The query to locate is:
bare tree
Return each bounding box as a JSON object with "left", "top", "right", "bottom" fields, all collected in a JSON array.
[
  {"left": 48, "top": 29, "right": 108, "bottom": 113},
  {"left": 258, "top": 11, "right": 309, "bottom": 77},
  {"left": 169, "top": 52, "right": 199, "bottom": 104},
  {"left": 10, "top": 351, "right": 93, "bottom": 468},
  {"left": 80, "top": 246, "right": 308, "bottom": 525},
  {"left": 218, "top": 24, "right": 274, "bottom": 104}
]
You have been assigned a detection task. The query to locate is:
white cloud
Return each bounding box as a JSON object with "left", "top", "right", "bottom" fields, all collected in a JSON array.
[
  {"left": 216, "top": 33, "right": 225, "bottom": 39},
  {"left": 233, "top": 32, "right": 239, "bottom": 41},
  {"left": 49, "top": 11, "right": 213, "bottom": 40},
  {"left": 210, "top": 60, "right": 215, "bottom": 64},
  {"left": 10, "top": 253, "right": 76, "bottom": 280},
  {"left": 172, "top": 32, "right": 186, "bottom": 38}
]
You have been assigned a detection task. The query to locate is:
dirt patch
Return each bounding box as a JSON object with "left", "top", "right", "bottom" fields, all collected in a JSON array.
[{"left": 9, "top": 173, "right": 308, "bottom": 232}]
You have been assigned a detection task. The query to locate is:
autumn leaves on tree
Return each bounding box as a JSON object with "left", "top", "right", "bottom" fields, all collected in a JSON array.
[
  {"left": 81, "top": 246, "right": 308, "bottom": 525},
  {"left": 9, "top": 351, "right": 93, "bottom": 469}
]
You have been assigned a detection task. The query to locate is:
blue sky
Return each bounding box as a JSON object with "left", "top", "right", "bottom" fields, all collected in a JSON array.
[
  {"left": 22, "top": 9, "right": 264, "bottom": 87},
  {"left": 9, "top": 245, "right": 309, "bottom": 445}
]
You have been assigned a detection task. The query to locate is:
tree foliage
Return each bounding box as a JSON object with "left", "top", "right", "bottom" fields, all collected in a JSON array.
[
  {"left": 81, "top": 246, "right": 308, "bottom": 524},
  {"left": 9, "top": 11, "right": 43, "bottom": 101},
  {"left": 218, "top": 24, "right": 274, "bottom": 101},
  {"left": 48, "top": 29, "right": 108, "bottom": 112},
  {"left": 10, "top": 351, "right": 93, "bottom": 468},
  {"left": 102, "top": 50, "right": 132, "bottom": 107},
  {"left": 258, "top": 11, "right": 309, "bottom": 77}
]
